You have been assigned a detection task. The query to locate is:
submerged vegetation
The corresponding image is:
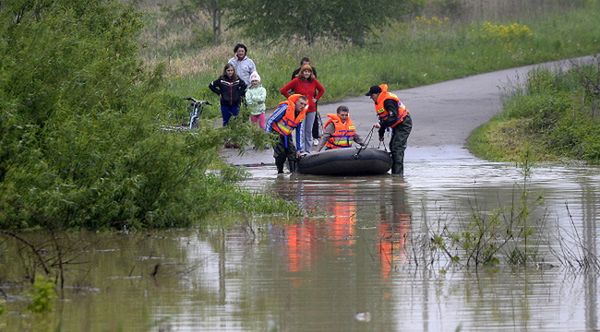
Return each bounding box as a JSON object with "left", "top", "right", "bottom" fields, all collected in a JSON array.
[
  {"left": 411, "top": 154, "right": 544, "bottom": 270},
  {"left": 1, "top": 1, "right": 599, "bottom": 328}
]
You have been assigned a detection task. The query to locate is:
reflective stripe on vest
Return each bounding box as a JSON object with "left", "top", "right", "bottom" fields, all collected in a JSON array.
[
  {"left": 375, "top": 90, "right": 408, "bottom": 128},
  {"left": 324, "top": 114, "right": 356, "bottom": 149},
  {"left": 271, "top": 97, "right": 307, "bottom": 136}
]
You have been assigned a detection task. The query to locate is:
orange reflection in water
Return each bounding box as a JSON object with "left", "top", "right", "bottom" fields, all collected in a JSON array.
[
  {"left": 286, "top": 222, "right": 316, "bottom": 273},
  {"left": 378, "top": 213, "right": 410, "bottom": 280},
  {"left": 281, "top": 179, "right": 411, "bottom": 282}
]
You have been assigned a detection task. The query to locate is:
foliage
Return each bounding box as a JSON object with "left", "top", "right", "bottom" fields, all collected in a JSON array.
[
  {"left": 27, "top": 276, "right": 57, "bottom": 314},
  {"left": 226, "top": 0, "right": 422, "bottom": 46},
  {"left": 480, "top": 22, "right": 533, "bottom": 42},
  {"left": 165, "top": 2, "right": 600, "bottom": 111},
  {"left": 425, "top": 154, "right": 542, "bottom": 269},
  {"left": 162, "top": 0, "right": 232, "bottom": 44},
  {"left": 468, "top": 59, "right": 600, "bottom": 164},
  {"left": 414, "top": 15, "right": 450, "bottom": 27},
  {"left": 0, "top": 0, "right": 297, "bottom": 231}
]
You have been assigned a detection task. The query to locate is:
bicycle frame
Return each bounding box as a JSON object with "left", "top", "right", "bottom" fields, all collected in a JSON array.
[{"left": 186, "top": 97, "right": 211, "bottom": 129}]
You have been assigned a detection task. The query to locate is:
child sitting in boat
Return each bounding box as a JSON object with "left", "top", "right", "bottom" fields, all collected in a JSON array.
[{"left": 316, "top": 105, "right": 364, "bottom": 152}]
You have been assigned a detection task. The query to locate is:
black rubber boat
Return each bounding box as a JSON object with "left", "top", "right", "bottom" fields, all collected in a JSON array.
[{"left": 298, "top": 147, "right": 392, "bottom": 176}]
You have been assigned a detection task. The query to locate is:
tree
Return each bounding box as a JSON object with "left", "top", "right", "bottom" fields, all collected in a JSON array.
[
  {"left": 0, "top": 0, "right": 219, "bottom": 230},
  {"left": 227, "top": 0, "right": 422, "bottom": 45},
  {"left": 170, "top": 0, "right": 231, "bottom": 44}
]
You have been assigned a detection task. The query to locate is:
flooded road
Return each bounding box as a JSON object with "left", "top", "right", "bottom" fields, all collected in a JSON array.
[
  {"left": 3, "top": 150, "right": 599, "bottom": 331},
  {"left": 3, "top": 56, "right": 600, "bottom": 330}
]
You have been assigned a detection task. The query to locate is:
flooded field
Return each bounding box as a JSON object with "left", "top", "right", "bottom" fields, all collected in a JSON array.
[{"left": 2, "top": 147, "right": 599, "bottom": 331}]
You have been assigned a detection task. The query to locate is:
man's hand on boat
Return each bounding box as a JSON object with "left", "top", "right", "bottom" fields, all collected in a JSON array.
[{"left": 297, "top": 151, "right": 310, "bottom": 159}]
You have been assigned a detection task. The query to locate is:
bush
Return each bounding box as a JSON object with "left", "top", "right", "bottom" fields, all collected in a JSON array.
[
  {"left": 28, "top": 276, "right": 57, "bottom": 314},
  {"left": 484, "top": 60, "right": 600, "bottom": 164},
  {"left": 0, "top": 0, "right": 294, "bottom": 230}
]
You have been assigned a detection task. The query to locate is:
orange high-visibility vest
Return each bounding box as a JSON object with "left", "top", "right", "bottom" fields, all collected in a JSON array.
[
  {"left": 323, "top": 113, "right": 357, "bottom": 149},
  {"left": 374, "top": 84, "right": 408, "bottom": 128},
  {"left": 271, "top": 94, "right": 307, "bottom": 136}
]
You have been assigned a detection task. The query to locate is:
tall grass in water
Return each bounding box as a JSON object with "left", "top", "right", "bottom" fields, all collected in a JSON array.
[{"left": 412, "top": 153, "right": 543, "bottom": 270}]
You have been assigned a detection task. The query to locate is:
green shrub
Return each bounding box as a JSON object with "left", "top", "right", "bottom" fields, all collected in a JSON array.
[
  {"left": 475, "top": 60, "right": 600, "bottom": 164},
  {"left": 0, "top": 0, "right": 294, "bottom": 230},
  {"left": 28, "top": 276, "right": 57, "bottom": 314}
]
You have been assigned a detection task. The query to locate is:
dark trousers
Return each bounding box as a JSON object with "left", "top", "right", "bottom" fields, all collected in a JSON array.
[
  {"left": 312, "top": 111, "right": 321, "bottom": 139},
  {"left": 221, "top": 104, "right": 240, "bottom": 126},
  {"left": 389, "top": 114, "right": 412, "bottom": 176},
  {"left": 273, "top": 134, "right": 298, "bottom": 173}
]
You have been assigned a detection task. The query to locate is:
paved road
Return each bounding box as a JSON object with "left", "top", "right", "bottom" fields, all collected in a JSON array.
[{"left": 221, "top": 55, "right": 594, "bottom": 165}]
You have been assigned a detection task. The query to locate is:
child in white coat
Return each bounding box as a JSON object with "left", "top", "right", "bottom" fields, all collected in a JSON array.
[{"left": 245, "top": 71, "right": 267, "bottom": 129}]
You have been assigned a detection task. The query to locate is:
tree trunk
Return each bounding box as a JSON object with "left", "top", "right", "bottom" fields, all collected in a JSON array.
[{"left": 212, "top": 7, "right": 221, "bottom": 44}]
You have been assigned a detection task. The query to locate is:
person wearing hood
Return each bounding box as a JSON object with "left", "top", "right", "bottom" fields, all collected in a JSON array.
[
  {"left": 245, "top": 71, "right": 267, "bottom": 129},
  {"left": 365, "top": 84, "right": 413, "bottom": 176},
  {"left": 279, "top": 64, "right": 325, "bottom": 153},
  {"left": 228, "top": 43, "right": 256, "bottom": 86},
  {"left": 265, "top": 94, "right": 309, "bottom": 174},
  {"left": 316, "top": 105, "right": 364, "bottom": 152}
]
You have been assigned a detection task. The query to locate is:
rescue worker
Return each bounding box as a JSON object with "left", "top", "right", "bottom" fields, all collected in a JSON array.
[
  {"left": 316, "top": 105, "right": 364, "bottom": 152},
  {"left": 265, "top": 94, "right": 309, "bottom": 174},
  {"left": 365, "top": 84, "right": 413, "bottom": 176}
]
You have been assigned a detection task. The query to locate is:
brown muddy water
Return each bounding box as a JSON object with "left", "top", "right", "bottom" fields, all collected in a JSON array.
[{"left": 2, "top": 147, "right": 599, "bottom": 331}]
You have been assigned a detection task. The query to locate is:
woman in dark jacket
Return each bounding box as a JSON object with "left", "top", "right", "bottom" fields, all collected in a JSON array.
[{"left": 209, "top": 63, "right": 247, "bottom": 126}]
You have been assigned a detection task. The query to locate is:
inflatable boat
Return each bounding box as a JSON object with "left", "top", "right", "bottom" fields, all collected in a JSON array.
[{"left": 298, "top": 147, "right": 391, "bottom": 176}]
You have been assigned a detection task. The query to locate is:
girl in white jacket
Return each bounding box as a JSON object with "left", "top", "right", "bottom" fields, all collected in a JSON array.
[{"left": 245, "top": 71, "right": 267, "bottom": 129}]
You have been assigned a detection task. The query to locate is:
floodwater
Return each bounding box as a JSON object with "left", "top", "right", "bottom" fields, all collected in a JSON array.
[{"left": 2, "top": 147, "right": 599, "bottom": 331}]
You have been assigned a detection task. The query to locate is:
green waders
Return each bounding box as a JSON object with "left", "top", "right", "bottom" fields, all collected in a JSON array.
[
  {"left": 389, "top": 114, "right": 412, "bottom": 176},
  {"left": 273, "top": 134, "right": 298, "bottom": 173}
]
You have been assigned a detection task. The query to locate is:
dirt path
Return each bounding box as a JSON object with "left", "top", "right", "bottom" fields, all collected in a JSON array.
[{"left": 221, "top": 56, "right": 594, "bottom": 165}]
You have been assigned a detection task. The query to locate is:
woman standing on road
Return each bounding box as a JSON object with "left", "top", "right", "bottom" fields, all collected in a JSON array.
[
  {"left": 209, "top": 63, "right": 247, "bottom": 127},
  {"left": 279, "top": 64, "right": 325, "bottom": 153}
]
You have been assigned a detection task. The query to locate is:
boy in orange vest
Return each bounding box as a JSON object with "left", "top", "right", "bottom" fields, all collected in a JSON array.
[{"left": 316, "top": 105, "right": 364, "bottom": 152}]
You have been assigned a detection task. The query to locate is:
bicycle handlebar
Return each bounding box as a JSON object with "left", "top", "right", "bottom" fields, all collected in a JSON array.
[{"left": 184, "top": 97, "right": 211, "bottom": 105}]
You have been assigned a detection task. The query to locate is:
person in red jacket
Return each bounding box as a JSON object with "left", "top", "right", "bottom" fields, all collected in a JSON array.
[{"left": 279, "top": 64, "right": 325, "bottom": 153}]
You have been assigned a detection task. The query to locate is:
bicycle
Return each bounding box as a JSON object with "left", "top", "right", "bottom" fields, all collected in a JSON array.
[{"left": 185, "top": 97, "right": 211, "bottom": 129}]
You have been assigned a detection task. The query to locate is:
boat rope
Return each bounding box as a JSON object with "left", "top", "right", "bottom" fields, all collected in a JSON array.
[{"left": 354, "top": 126, "right": 376, "bottom": 159}]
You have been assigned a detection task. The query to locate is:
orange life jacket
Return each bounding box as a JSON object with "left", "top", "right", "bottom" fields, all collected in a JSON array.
[
  {"left": 323, "top": 113, "right": 357, "bottom": 149},
  {"left": 271, "top": 94, "right": 307, "bottom": 136},
  {"left": 374, "top": 84, "right": 408, "bottom": 128}
]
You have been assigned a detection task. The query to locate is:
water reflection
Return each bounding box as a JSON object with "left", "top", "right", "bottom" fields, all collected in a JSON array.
[
  {"left": 2, "top": 160, "right": 599, "bottom": 331},
  {"left": 269, "top": 176, "right": 413, "bottom": 279}
]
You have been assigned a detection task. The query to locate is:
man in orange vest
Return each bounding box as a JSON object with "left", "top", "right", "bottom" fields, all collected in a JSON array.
[
  {"left": 365, "top": 84, "right": 413, "bottom": 176},
  {"left": 316, "top": 105, "right": 364, "bottom": 152},
  {"left": 265, "top": 94, "right": 309, "bottom": 174}
]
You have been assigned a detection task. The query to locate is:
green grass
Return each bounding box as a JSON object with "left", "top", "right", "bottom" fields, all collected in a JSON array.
[
  {"left": 157, "top": 3, "right": 600, "bottom": 112},
  {"left": 468, "top": 62, "right": 600, "bottom": 164}
]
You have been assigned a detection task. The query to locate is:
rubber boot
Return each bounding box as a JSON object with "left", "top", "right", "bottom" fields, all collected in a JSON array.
[
  {"left": 288, "top": 160, "right": 298, "bottom": 173},
  {"left": 391, "top": 163, "right": 404, "bottom": 176},
  {"left": 276, "top": 162, "right": 284, "bottom": 174}
]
